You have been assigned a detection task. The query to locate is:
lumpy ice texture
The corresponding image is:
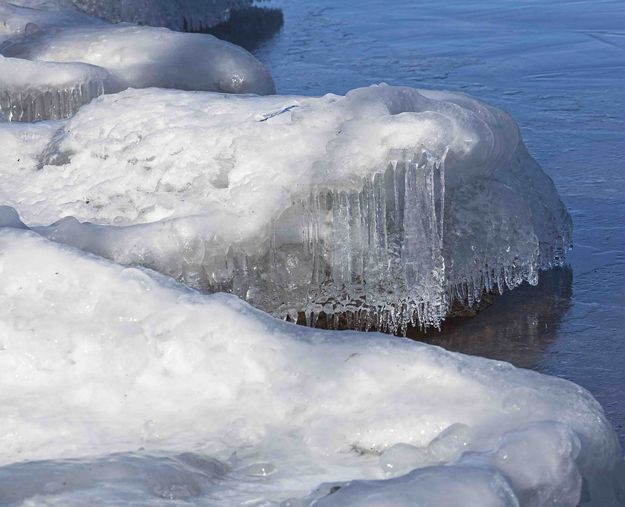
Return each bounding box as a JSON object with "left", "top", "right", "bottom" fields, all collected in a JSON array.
[
  {"left": 0, "top": 84, "right": 571, "bottom": 331},
  {"left": 0, "top": 229, "right": 622, "bottom": 505}
]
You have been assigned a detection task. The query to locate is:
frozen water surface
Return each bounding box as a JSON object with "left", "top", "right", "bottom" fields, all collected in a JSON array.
[{"left": 254, "top": 0, "right": 625, "bottom": 448}]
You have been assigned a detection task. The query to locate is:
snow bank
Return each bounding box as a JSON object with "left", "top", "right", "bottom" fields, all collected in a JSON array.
[
  {"left": 1, "top": 85, "right": 571, "bottom": 330},
  {"left": 0, "top": 55, "right": 109, "bottom": 120},
  {"left": 0, "top": 227, "right": 621, "bottom": 505},
  {"left": 0, "top": 0, "right": 275, "bottom": 96}
]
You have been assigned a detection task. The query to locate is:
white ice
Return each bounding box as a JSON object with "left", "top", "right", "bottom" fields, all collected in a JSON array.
[
  {"left": 0, "top": 84, "right": 571, "bottom": 330},
  {"left": 0, "top": 225, "right": 622, "bottom": 505},
  {"left": 0, "top": 0, "right": 275, "bottom": 107}
]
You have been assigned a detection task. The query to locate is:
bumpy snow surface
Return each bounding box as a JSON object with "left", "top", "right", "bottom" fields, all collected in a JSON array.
[
  {"left": 0, "top": 0, "right": 275, "bottom": 120},
  {"left": 0, "top": 224, "right": 622, "bottom": 505},
  {"left": 0, "top": 84, "right": 571, "bottom": 331}
]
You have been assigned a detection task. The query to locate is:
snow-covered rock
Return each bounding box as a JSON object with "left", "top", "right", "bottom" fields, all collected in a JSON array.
[
  {"left": 0, "top": 228, "right": 621, "bottom": 505},
  {"left": 0, "top": 0, "right": 276, "bottom": 101},
  {"left": 0, "top": 84, "right": 571, "bottom": 330}
]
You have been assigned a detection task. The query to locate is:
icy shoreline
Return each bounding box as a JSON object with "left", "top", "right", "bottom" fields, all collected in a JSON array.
[{"left": 0, "top": 0, "right": 622, "bottom": 505}]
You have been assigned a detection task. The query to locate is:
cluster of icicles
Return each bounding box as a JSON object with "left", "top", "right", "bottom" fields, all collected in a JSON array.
[
  {"left": 0, "top": 80, "right": 104, "bottom": 122},
  {"left": 167, "top": 151, "right": 553, "bottom": 335}
]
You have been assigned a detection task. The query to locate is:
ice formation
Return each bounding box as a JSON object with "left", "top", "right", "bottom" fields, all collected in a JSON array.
[
  {"left": 0, "top": 85, "right": 571, "bottom": 331},
  {"left": 0, "top": 55, "right": 109, "bottom": 121},
  {"left": 70, "top": 0, "right": 253, "bottom": 31},
  {"left": 0, "top": 0, "right": 276, "bottom": 96},
  {"left": 0, "top": 227, "right": 622, "bottom": 505}
]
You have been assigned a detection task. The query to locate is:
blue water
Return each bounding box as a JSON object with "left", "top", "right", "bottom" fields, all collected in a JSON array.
[{"left": 255, "top": 0, "right": 625, "bottom": 448}]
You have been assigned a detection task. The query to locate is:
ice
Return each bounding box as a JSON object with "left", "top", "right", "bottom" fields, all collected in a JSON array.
[
  {"left": 0, "top": 0, "right": 275, "bottom": 95},
  {"left": 0, "top": 228, "right": 622, "bottom": 505},
  {"left": 0, "top": 452, "right": 231, "bottom": 504},
  {"left": 70, "top": 0, "right": 253, "bottom": 32},
  {"left": 0, "top": 84, "right": 571, "bottom": 330},
  {"left": 0, "top": 55, "right": 108, "bottom": 120}
]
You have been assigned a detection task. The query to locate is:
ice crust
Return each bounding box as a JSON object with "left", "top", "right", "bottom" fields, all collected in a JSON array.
[
  {"left": 0, "top": 55, "right": 108, "bottom": 121},
  {"left": 0, "top": 0, "right": 276, "bottom": 99},
  {"left": 0, "top": 85, "right": 571, "bottom": 331},
  {"left": 0, "top": 228, "right": 622, "bottom": 505}
]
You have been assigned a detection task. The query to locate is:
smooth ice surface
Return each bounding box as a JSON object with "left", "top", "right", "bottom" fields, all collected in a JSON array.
[
  {"left": 0, "top": 0, "right": 275, "bottom": 95},
  {"left": 0, "top": 84, "right": 570, "bottom": 330},
  {"left": 0, "top": 228, "right": 622, "bottom": 505},
  {"left": 0, "top": 55, "right": 108, "bottom": 120}
]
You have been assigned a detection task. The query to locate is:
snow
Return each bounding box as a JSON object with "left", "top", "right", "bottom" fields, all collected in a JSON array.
[
  {"left": 0, "top": 84, "right": 571, "bottom": 330},
  {"left": 0, "top": 0, "right": 275, "bottom": 101},
  {"left": 0, "top": 227, "right": 622, "bottom": 505}
]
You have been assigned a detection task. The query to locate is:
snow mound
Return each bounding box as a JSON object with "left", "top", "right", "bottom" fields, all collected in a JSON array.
[
  {"left": 1, "top": 85, "right": 571, "bottom": 330},
  {"left": 0, "top": 55, "right": 109, "bottom": 121},
  {"left": 0, "top": 228, "right": 621, "bottom": 505},
  {"left": 71, "top": 0, "right": 253, "bottom": 31},
  {"left": 0, "top": 0, "right": 275, "bottom": 95}
]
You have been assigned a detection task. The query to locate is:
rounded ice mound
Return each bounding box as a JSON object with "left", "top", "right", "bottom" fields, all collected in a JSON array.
[
  {"left": 0, "top": 22, "right": 275, "bottom": 94},
  {"left": 3, "top": 85, "right": 571, "bottom": 331},
  {"left": 0, "top": 55, "right": 110, "bottom": 121},
  {"left": 0, "top": 229, "right": 621, "bottom": 505},
  {"left": 0, "top": 0, "right": 101, "bottom": 44}
]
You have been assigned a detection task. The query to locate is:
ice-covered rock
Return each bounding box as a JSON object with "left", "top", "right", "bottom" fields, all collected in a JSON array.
[
  {"left": 0, "top": 55, "right": 109, "bottom": 121},
  {"left": 71, "top": 0, "right": 253, "bottom": 31},
  {"left": 0, "top": 0, "right": 100, "bottom": 44},
  {"left": 0, "top": 84, "right": 571, "bottom": 330},
  {"left": 0, "top": 228, "right": 621, "bottom": 505},
  {"left": 0, "top": 0, "right": 275, "bottom": 95}
]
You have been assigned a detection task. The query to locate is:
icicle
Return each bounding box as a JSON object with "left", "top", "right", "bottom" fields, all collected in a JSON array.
[{"left": 0, "top": 79, "right": 105, "bottom": 122}]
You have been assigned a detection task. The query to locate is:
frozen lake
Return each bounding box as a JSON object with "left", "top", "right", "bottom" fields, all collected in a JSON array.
[{"left": 255, "top": 0, "right": 625, "bottom": 448}]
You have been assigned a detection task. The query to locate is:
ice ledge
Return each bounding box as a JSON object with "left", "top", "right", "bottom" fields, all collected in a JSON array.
[{"left": 0, "top": 85, "right": 572, "bottom": 332}]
